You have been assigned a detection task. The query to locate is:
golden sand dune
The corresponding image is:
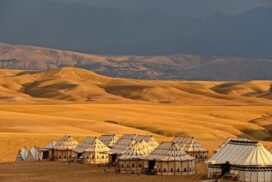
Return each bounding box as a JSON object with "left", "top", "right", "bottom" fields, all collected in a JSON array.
[
  {"left": 0, "top": 67, "right": 271, "bottom": 162},
  {"left": 0, "top": 67, "right": 271, "bottom": 104}
]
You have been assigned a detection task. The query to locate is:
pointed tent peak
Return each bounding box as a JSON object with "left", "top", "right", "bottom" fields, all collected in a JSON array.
[
  {"left": 44, "top": 141, "right": 57, "bottom": 149},
  {"left": 110, "top": 136, "right": 137, "bottom": 155},
  {"left": 30, "top": 146, "right": 37, "bottom": 151},
  {"left": 237, "top": 142, "right": 272, "bottom": 166},
  {"left": 155, "top": 142, "right": 186, "bottom": 153},
  {"left": 119, "top": 140, "right": 154, "bottom": 160},
  {"left": 73, "top": 136, "right": 110, "bottom": 153},
  {"left": 99, "top": 134, "right": 119, "bottom": 147},
  {"left": 55, "top": 135, "right": 78, "bottom": 150},
  {"left": 16, "top": 148, "right": 28, "bottom": 161},
  {"left": 131, "top": 138, "right": 136, "bottom": 145},
  {"left": 145, "top": 142, "right": 194, "bottom": 161},
  {"left": 135, "top": 135, "right": 159, "bottom": 149},
  {"left": 30, "top": 147, "right": 39, "bottom": 160},
  {"left": 173, "top": 136, "right": 208, "bottom": 152}
]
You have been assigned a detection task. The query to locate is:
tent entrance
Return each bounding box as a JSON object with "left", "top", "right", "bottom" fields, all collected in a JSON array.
[
  {"left": 148, "top": 160, "right": 156, "bottom": 175},
  {"left": 43, "top": 151, "right": 49, "bottom": 160},
  {"left": 77, "top": 153, "right": 82, "bottom": 159},
  {"left": 111, "top": 154, "right": 117, "bottom": 163},
  {"left": 221, "top": 162, "right": 231, "bottom": 177}
]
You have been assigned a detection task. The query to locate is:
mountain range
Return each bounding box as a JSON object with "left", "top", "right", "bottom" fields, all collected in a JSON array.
[
  {"left": 1, "top": 43, "right": 272, "bottom": 80},
  {"left": 0, "top": 0, "right": 272, "bottom": 58}
]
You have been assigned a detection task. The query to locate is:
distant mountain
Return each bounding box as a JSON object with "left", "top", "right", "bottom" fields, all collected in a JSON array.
[
  {"left": 51, "top": 0, "right": 272, "bottom": 17},
  {"left": 1, "top": 43, "right": 272, "bottom": 80},
  {"left": 0, "top": 0, "right": 272, "bottom": 58}
]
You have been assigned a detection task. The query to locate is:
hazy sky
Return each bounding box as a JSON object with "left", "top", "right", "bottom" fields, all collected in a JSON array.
[{"left": 51, "top": 0, "right": 272, "bottom": 17}]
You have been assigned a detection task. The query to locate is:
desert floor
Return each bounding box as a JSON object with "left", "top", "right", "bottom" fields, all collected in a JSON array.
[
  {"left": 0, "top": 161, "right": 206, "bottom": 182},
  {"left": 0, "top": 67, "right": 272, "bottom": 181},
  {"left": 0, "top": 103, "right": 271, "bottom": 163}
]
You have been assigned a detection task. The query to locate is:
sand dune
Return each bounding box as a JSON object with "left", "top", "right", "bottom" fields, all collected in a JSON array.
[
  {"left": 0, "top": 67, "right": 271, "bottom": 162},
  {"left": 0, "top": 67, "right": 271, "bottom": 105}
]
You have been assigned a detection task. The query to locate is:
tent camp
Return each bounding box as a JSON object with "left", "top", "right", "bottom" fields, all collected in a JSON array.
[
  {"left": 172, "top": 137, "right": 208, "bottom": 162},
  {"left": 206, "top": 139, "right": 272, "bottom": 182},
  {"left": 99, "top": 134, "right": 119, "bottom": 148},
  {"left": 16, "top": 147, "right": 28, "bottom": 161},
  {"left": 73, "top": 136, "right": 111, "bottom": 164},
  {"left": 118, "top": 140, "right": 154, "bottom": 174},
  {"left": 135, "top": 135, "right": 159, "bottom": 149},
  {"left": 38, "top": 141, "right": 57, "bottom": 160},
  {"left": 54, "top": 135, "right": 78, "bottom": 161},
  {"left": 109, "top": 134, "right": 137, "bottom": 162},
  {"left": 145, "top": 142, "right": 196, "bottom": 175}
]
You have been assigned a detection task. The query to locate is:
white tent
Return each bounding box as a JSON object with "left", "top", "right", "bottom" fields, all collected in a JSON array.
[
  {"left": 99, "top": 134, "right": 119, "bottom": 148},
  {"left": 54, "top": 135, "right": 79, "bottom": 161},
  {"left": 73, "top": 136, "right": 110, "bottom": 164},
  {"left": 206, "top": 139, "right": 272, "bottom": 182},
  {"left": 45, "top": 141, "right": 57, "bottom": 149},
  {"left": 172, "top": 137, "right": 208, "bottom": 161},
  {"left": 145, "top": 142, "right": 196, "bottom": 175},
  {"left": 118, "top": 140, "right": 154, "bottom": 174},
  {"left": 26, "top": 150, "right": 34, "bottom": 161},
  {"left": 38, "top": 141, "right": 57, "bottom": 160},
  {"left": 30, "top": 146, "right": 40, "bottom": 161},
  {"left": 109, "top": 134, "right": 138, "bottom": 162},
  {"left": 135, "top": 135, "right": 159, "bottom": 149},
  {"left": 16, "top": 148, "right": 28, "bottom": 161}
]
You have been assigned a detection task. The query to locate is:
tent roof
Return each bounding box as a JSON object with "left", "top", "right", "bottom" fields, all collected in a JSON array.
[
  {"left": 207, "top": 139, "right": 272, "bottom": 166},
  {"left": 119, "top": 140, "right": 154, "bottom": 160},
  {"left": 99, "top": 134, "right": 119, "bottom": 147},
  {"left": 135, "top": 135, "right": 159, "bottom": 149},
  {"left": 120, "top": 134, "right": 137, "bottom": 140},
  {"left": 173, "top": 137, "right": 208, "bottom": 152},
  {"left": 54, "top": 135, "right": 78, "bottom": 150},
  {"left": 110, "top": 138, "right": 136, "bottom": 155},
  {"left": 215, "top": 138, "right": 253, "bottom": 153},
  {"left": 145, "top": 142, "right": 194, "bottom": 161},
  {"left": 73, "top": 136, "right": 110, "bottom": 153},
  {"left": 44, "top": 141, "right": 57, "bottom": 149}
]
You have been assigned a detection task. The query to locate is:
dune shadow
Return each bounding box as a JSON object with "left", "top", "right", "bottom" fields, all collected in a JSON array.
[{"left": 239, "top": 125, "right": 272, "bottom": 141}]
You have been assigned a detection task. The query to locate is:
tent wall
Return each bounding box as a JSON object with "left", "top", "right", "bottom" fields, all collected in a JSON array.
[
  {"left": 187, "top": 151, "right": 208, "bottom": 162},
  {"left": 237, "top": 167, "right": 272, "bottom": 182},
  {"left": 207, "top": 164, "right": 222, "bottom": 178},
  {"left": 119, "top": 159, "right": 144, "bottom": 174},
  {"left": 209, "top": 165, "right": 272, "bottom": 182},
  {"left": 79, "top": 152, "right": 109, "bottom": 164},
  {"left": 49, "top": 149, "right": 54, "bottom": 160},
  {"left": 156, "top": 160, "right": 196, "bottom": 176},
  {"left": 55, "top": 150, "right": 74, "bottom": 161}
]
